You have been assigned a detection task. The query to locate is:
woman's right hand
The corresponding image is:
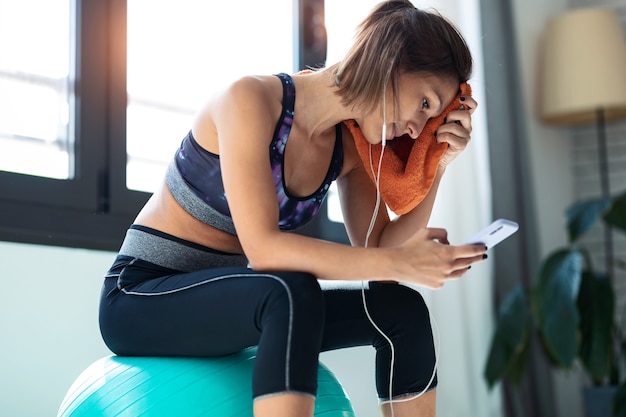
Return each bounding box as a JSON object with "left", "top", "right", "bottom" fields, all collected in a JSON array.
[{"left": 389, "top": 228, "right": 487, "bottom": 289}]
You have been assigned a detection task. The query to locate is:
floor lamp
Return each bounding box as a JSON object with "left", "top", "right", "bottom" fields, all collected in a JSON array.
[{"left": 540, "top": 7, "right": 626, "bottom": 278}]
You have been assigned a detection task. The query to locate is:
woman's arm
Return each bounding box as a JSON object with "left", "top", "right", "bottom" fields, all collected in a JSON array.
[
  {"left": 336, "top": 122, "right": 445, "bottom": 249},
  {"left": 335, "top": 159, "right": 484, "bottom": 287},
  {"left": 212, "top": 78, "right": 484, "bottom": 287},
  {"left": 378, "top": 165, "right": 446, "bottom": 247},
  {"left": 208, "top": 77, "right": 389, "bottom": 281},
  {"left": 336, "top": 150, "right": 444, "bottom": 249}
]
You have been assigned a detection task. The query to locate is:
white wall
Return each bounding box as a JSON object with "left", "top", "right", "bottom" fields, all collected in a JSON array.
[
  {"left": 0, "top": 241, "right": 114, "bottom": 417},
  {"left": 510, "top": 0, "right": 573, "bottom": 257}
]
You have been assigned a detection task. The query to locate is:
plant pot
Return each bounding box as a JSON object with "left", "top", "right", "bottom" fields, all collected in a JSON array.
[{"left": 584, "top": 386, "right": 618, "bottom": 417}]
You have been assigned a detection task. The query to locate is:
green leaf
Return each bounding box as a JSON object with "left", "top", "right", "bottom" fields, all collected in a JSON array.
[
  {"left": 566, "top": 197, "right": 612, "bottom": 243},
  {"left": 533, "top": 248, "right": 583, "bottom": 368},
  {"left": 613, "top": 382, "right": 626, "bottom": 417},
  {"left": 484, "top": 285, "right": 532, "bottom": 388},
  {"left": 604, "top": 192, "right": 626, "bottom": 233},
  {"left": 578, "top": 270, "right": 615, "bottom": 384},
  {"left": 502, "top": 333, "right": 531, "bottom": 384}
]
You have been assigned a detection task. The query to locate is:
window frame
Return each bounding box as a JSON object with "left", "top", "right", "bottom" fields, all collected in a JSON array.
[
  {"left": 0, "top": 0, "right": 132, "bottom": 250},
  {"left": 0, "top": 0, "right": 347, "bottom": 251}
]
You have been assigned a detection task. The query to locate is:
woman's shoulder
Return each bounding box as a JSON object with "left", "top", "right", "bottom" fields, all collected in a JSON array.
[
  {"left": 215, "top": 75, "right": 283, "bottom": 119},
  {"left": 198, "top": 75, "right": 282, "bottom": 124},
  {"left": 192, "top": 75, "right": 284, "bottom": 151},
  {"left": 224, "top": 75, "right": 282, "bottom": 101}
]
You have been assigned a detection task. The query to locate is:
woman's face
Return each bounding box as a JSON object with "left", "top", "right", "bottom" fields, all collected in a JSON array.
[{"left": 359, "top": 72, "right": 460, "bottom": 145}]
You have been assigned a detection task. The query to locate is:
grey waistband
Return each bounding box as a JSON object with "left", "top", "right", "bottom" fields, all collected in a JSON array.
[
  {"left": 118, "top": 227, "right": 248, "bottom": 272},
  {"left": 165, "top": 160, "right": 237, "bottom": 235}
]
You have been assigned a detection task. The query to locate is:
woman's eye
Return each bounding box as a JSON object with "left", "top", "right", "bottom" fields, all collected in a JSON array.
[{"left": 421, "top": 98, "right": 430, "bottom": 110}]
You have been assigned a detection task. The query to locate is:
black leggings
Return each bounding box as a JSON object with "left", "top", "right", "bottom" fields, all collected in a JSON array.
[{"left": 99, "top": 246, "right": 437, "bottom": 401}]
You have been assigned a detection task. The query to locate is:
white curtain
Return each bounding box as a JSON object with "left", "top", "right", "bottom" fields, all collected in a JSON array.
[{"left": 321, "top": 1, "right": 503, "bottom": 416}]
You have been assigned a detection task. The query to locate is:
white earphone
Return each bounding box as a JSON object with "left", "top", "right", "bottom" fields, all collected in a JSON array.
[
  {"left": 381, "top": 84, "right": 387, "bottom": 148},
  {"left": 381, "top": 123, "right": 387, "bottom": 148},
  {"left": 360, "top": 85, "right": 439, "bottom": 417}
]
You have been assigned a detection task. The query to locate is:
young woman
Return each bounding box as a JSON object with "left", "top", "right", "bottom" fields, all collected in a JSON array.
[{"left": 99, "top": 1, "right": 485, "bottom": 416}]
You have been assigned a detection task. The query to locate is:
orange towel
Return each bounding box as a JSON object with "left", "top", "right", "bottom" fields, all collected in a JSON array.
[{"left": 345, "top": 82, "right": 471, "bottom": 215}]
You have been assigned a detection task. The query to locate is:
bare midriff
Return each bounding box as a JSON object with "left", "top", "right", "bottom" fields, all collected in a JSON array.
[{"left": 134, "top": 181, "right": 244, "bottom": 254}]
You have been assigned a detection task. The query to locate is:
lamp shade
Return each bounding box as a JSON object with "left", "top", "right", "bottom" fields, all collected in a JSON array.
[{"left": 541, "top": 8, "right": 626, "bottom": 125}]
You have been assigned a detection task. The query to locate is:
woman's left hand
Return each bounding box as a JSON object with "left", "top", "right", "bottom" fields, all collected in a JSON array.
[{"left": 436, "top": 96, "right": 478, "bottom": 168}]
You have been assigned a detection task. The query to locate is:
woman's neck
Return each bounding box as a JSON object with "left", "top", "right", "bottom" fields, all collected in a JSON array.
[{"left": 291, "top": 69, "right": 353, "bottom": 139}]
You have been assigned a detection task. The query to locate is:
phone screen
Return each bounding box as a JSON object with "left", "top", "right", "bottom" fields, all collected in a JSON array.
[{"left": 464, "top": 219, "right": 519, "bottom": 249}]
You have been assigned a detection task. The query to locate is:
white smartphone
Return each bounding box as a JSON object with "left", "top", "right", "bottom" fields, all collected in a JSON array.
[{"left": 464, "top": 218, "right": 519, "bottom": 249}]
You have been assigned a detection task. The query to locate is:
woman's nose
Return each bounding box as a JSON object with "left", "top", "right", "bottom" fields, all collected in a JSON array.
[{"left": 406, "top": 121, "right": 425, "bottom": 139}]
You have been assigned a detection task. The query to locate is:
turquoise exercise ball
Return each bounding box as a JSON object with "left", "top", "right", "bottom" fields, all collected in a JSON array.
[{"left": 57, "top": 348, "right": 355, "bottom": 417}]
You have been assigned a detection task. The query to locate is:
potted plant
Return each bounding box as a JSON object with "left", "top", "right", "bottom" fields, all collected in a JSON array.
[{"left": 484, "top": 190, "right": 626, "bottom": 417}]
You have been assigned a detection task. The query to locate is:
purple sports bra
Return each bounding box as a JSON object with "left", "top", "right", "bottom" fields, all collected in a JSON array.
[{"left": 168, "top": 73, "right": 344, "bottom": 233}]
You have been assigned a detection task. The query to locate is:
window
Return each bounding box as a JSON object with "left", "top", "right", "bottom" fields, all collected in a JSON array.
[
  {"left": 325, "top": 0, "right": 383, "bottom": 224},
  {"left": 0, "top": 0, "right": 72, "bottom": 180},
  {"left": 125, "top": 0, "right": 293, "bottom": 193},
  {"left": 0, "top": 0, "right": 349, "bottom": 250},
  {"left": 0, "top": 0, "right": 113, "bottom": 250}
]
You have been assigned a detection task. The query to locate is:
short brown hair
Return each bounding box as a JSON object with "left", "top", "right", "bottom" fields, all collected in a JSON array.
[{"left": 328, "top": 0, "right": 473, "bottom": 112}]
